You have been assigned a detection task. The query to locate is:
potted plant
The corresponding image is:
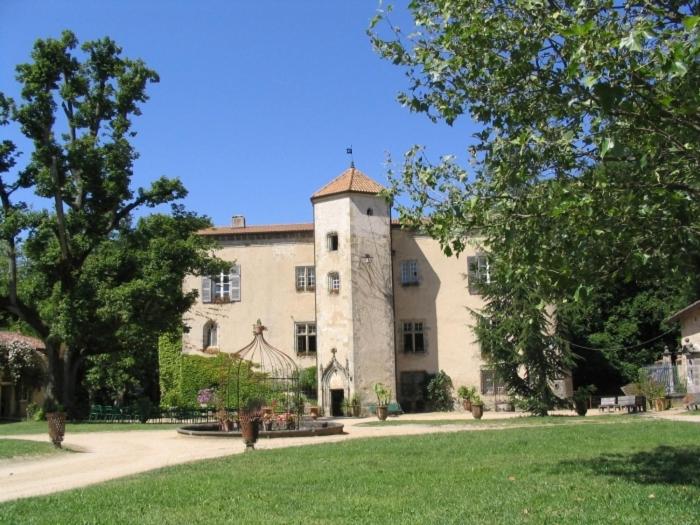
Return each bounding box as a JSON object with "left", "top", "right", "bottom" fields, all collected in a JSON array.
[
  {"left": 470, "top": 393, "right": 484, "bottom": 420},
  {"left": 639, "top": 370, "right": 667, "bottom": 411},
  {"left": 342, "top": 398, "right": 352, "bottom": 417},
  {"left": 350, "top": 393, "right": 361, "bottom": 417},
  {"left": 457, "top": 386, "right": 476, "bottom": 411},
  {"left": 374, "top": 383, "right": 391, "bottom": 421},
  {"left": 572, "top": 385, "right": 596, "bottom": 416},
  {"left": 44, "top": 399, "right": 66, "bottom": 448},
  {"left": 262, "top": 412, "right": 273, "bottom": 431},
  {"left": 239, "top": 409, "right": 261, "bottom": 450},
  {"left": 309, "top": 401, "right": 320, "bottom": 420}
]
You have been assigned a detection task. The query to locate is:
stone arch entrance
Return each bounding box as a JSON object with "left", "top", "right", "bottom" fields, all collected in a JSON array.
[{"left": 320, "top": 349, "right": 351, "bottom": 416}]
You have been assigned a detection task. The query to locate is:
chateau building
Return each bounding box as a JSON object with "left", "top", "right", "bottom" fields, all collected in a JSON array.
[{"left": 182, "top": 167, "right": 525, "bottom": 415}]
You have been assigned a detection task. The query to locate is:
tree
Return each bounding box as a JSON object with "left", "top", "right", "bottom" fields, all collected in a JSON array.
[
  {"left": 0, "top": 31, "right": 219, "bottom": 415},
  {"left": 370, "top": 1, "right": 699, "bottom": 410}
]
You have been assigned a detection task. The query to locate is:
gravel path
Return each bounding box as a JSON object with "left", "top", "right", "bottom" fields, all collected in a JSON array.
[{"left": 1, "top": 409, "right": 695, "bottom": 503}]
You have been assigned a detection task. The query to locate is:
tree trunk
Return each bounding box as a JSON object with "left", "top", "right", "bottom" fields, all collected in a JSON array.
[
  {"left": 44, "top": 340, "right": 64, "bottom": 409},
  {"left": 62, "top": 351, "right": 84, "bottom": 419}
]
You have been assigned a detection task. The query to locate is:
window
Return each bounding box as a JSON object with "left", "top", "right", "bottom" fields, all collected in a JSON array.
[
  {"left": 203, "top": 321, "right": 218, "bottom": 349},
  {"left": 295, "top": 266, "right": 316, "bottom": 291},
  {"left": 400, "top": 260, "right": 419, "bottom": 286},
  {"left": 402, "top": 321, "right": 425, "bottom": 353},
  {"left": 467, "top": 255, "right": 491, "bottom": 294},
  {"left": 327, "top": 232, "right": 339, "bottom": 251},
  {"left": 480, "top": 368, "right": 507, "bottom": 396},
  {"left": 366, "top": 208, "right": 374, "bottom": 216},
  {"left": 295, "top": 323, "right": 317, "bottom": 353},
  {"left": 327, "top": 272, "right": 340, "bottom": 293},
  {"left": 202, "top": 265, "right": 241, "bottom": 303}
]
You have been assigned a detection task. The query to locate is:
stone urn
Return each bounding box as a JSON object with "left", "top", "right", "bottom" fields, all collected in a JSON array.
[
  {"left": 376, "top": 405, "right": 388, "bottom": 421},
  {"left": 309, "top": 406, "right": 320, "bottom": 420},
  {"left": 462, "top": 399, "right": 472, "bottom": 412},
  {"left": 46, "top": 411, "right": 67, "bottom": 448},
  {"left": 239, "top": 412, "right": 260, "bottom": 450},
  {"left": 471, "top": 404, "right": 484, "bottom": 420}
]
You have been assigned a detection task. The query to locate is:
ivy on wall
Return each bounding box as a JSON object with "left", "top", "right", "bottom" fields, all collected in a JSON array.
[{"left": 158, "top": 332, "right": 284, "bottom": 409}]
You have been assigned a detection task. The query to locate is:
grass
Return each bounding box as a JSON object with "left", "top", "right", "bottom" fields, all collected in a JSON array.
[
  {"left": 1, "top": 419, "right": 699, "bottom": 524},
  {"left": 0, "top": 439, "right": 63, "bottom": 460},
  {"left": 357, "top": 413, "right": 621, "bottom": 427},
  {"left": 0, "top": 421, "right": 179, "bottom": 436}
]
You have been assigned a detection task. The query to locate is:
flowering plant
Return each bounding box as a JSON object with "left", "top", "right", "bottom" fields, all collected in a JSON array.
[{"left": 197, "top": 388, "right": 215, "bottom": 405}]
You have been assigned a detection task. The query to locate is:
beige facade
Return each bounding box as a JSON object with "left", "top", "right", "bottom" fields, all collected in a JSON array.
[
  {"left": 668, "top": 301, "right": 700, "bottom": 393},
  {"left": 182, "top": 167, "right": 515, "bottom": 415}
]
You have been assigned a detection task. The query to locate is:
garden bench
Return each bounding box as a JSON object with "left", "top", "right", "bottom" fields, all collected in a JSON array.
[
  {"left": 599, "top": 397, "right": 617, "bottom": 412},
  {"left": 685, "top": 393, "right": 700, "bottom": 410},
  {"left": 617, "top": 395, "right": 637, "bottom": 413},
  {"left": 387, "top": 402, "right": 403, "bottom": 416}
]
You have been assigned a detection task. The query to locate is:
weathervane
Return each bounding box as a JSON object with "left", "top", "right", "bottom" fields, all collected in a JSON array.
[{"left": 346, "top": 146, "right": 354, "bottom": 168}]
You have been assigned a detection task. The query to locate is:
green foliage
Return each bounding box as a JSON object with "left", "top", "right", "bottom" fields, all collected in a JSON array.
[
  {"left": 0, "top": 31, "right": 222, "bottom": 415},
  {"left": 457, "top": 385, "right": 476, "bottom": 401},
  {"left": 297, "top": 366, "right": 317, "bottom": 398},
  {"left": 373, "top": 382, "right": 391, "bottom": 406},
  {"left": 0, "top": 438, "right": 63, "bottom": 460},
  {"left": 370, "top": 1, "right": 699, "bottom": 411},
  {"left": 638, "top": 369, "right": 666, "bottom": 403},
  {"left": 426, "top": 370, "right": 454, "bottom": 411},
  {"left": 158, "top": 332, "right": 282, "bottom": 410}
]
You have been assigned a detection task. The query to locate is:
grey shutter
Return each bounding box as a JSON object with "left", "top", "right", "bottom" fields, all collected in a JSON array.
[
  {"left": 467, "top": 256, "right": 478, "bottom": 294},
  {"left": 202, "top": 276, "right": 212, "bottom": 303},
  {"left": 230, "top": 264, "right": 241, "bottom": 302}
]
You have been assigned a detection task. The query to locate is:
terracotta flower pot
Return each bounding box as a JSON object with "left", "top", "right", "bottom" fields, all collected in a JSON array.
[
  {"left": 462, "top": 399, "right": 472, "bottom": 412},
  {"left": 376, "top": 405, "right": 388, "bottom": 421},
  {"left": 654, "top": 398, "right": 666, "bottom": 412},
  {"left": 46, "top": 412, "right": 66, "bottom": 448},
  {"left": 239, "top": 415, "right": 260, "bottom": 450},
  {"left": 471, "top": 404, "right": 484, "bottom": 420},
  {"left": 309, "top": 407, "right": 319, "bottom": 420}
]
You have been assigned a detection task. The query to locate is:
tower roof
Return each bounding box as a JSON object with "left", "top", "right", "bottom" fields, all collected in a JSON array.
[{"left": 311, "top": 167, "right": 385, "bottom": 200}]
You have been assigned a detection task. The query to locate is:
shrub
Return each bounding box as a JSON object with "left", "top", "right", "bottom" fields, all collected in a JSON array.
[{"left": 427, "top": 370, "right": 454, "bottom": 411}]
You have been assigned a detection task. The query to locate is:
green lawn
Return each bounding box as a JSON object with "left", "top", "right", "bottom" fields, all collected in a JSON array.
[
  {"left": 0, "top": 421, "right": 179, "bottom": 436},
  {"left": 0, "top": 439, "right": 63, "bottom": 460},
  {"left": 1, "top": 419, "right": 699, "bottom": 524},
  {"left": 357, "top": 413, "right": 621, "bottom": 427}
]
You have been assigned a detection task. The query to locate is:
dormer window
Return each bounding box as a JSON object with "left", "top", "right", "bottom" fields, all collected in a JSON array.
[
  {"left": 366, "top": 208, "right": 374, "bottom": 216},
  {"left": 327, "top": 232, "right": 339, "bottom": 251}
]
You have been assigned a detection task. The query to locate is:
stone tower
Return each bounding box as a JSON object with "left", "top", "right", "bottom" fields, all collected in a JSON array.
[{"left": 311, "top": 167, "right": 396, "bottom": 415}]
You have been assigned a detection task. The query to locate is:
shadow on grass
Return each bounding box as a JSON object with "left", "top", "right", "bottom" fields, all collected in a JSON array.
[{"left": 558, "top": 446, "right": 700, "bottom": 485}]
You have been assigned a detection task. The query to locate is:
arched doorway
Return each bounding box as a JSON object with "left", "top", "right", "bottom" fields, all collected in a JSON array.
[{"left": 320, "top": 349, "right": 350, "bottom": 416}]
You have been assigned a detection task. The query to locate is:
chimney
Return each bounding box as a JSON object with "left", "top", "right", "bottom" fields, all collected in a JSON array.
[{"left": 232, "top": 215, "right": 246, "bottom": 228}]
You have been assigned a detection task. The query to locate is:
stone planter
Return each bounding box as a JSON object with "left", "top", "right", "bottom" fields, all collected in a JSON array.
[
  {"left": 352, "top": 404, "right": 361, "bottom": 418},
  {"left": 574, "top": 400, "right": 588, "bottom": 416},
  {"left": 309, "top": 407, "right": 319, "bottom": 420},
  {"left": 471, "top": 404, "right": 484, "bottom": 420},
  {"left": 654, "top": 398, "right": 667, "bottom": 412},
  {"left": 376, "top": 405, "right": 388, "bottom": 421},
  {"left": 46, "top": 412, "right": 66, "bottom": 448},
  {"left": 462, "top": 399, "right": 472, "bottom": 412},
  {"left": 239, "top": 414, "right": 260, "bottom": 450}
]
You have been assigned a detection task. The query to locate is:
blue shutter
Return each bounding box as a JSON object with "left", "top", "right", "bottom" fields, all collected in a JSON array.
[
  {"left": 202, "top": 276, "right": 212, "bottom": 303},
  {"left": 230, "top": 264, "right": 241, "bottom": 302}
]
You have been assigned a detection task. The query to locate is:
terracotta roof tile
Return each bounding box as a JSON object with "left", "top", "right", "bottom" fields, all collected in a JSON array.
[
  {"left": 0, "top": 331, "right": 45, "bottom": 350},
  {"left": 199, "top": 223, "right": 314, "bottom": 236},
  {"left": 311, "top": 167, "right": 385, "bottom": 200}
]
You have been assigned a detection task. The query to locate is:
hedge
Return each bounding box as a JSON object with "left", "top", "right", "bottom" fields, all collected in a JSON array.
[{"left": 158, "top": 332, "right": 299, "bottom": 409}]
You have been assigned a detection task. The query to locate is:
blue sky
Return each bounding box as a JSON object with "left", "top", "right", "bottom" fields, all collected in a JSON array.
[{"left": 1, "top": 1, "right": 477, "bottom": 227}]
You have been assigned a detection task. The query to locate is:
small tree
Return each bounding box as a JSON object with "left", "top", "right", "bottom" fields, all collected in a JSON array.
[{"left": 426, "top": 370, "right": 454, "bottom": 411}]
